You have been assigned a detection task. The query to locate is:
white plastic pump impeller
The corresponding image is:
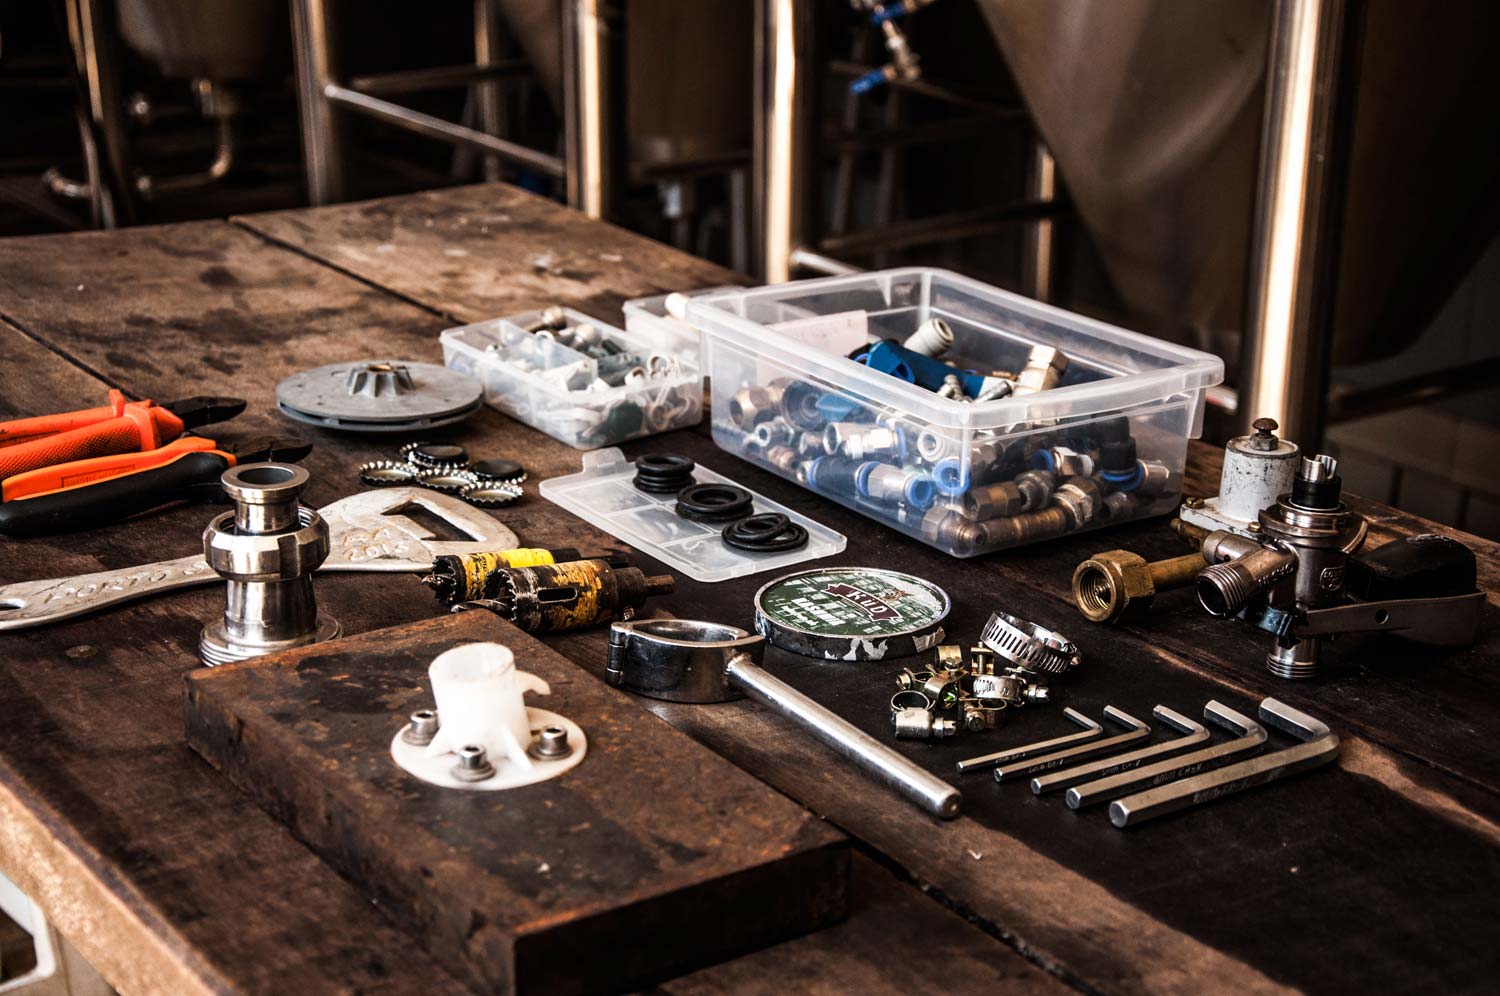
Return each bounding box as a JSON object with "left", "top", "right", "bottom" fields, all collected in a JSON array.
[{"left": 391, "top": 642, "right": 586, "bottom": 790}]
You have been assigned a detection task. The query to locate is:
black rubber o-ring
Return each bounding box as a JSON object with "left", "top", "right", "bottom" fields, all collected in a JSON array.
[
  {"left": 676, "top": 483, "right": 754, "bottom": 521},
  {"left": 724, "top": 512, "right": 790, "bottom": 541},
  {"left": 633, "top": 454, "right": 697, "bottom": 494},
  {"left": 723, "top": 521, "right": 808, "bottom": 552}
]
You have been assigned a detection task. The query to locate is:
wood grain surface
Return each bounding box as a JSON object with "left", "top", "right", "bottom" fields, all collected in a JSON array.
[
  {"left": 185, "top": 611, "right": 849, "bottom": 995},
  {"left": 0, "top": 184, "right": 1494, "bottom": 995}
]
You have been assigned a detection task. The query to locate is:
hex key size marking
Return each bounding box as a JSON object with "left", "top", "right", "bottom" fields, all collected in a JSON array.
[
  {"left": 1030, "top": 706, "right": 1209, "bottom": 795},
  {"left": 994, "top": 706, "right": 1150, "bottom": 783},
  {"left": 956, "top": 707, "right": 1101, "bottom": 774}
]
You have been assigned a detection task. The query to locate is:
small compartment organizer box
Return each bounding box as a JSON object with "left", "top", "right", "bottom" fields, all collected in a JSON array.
[
  {"left": 441, "top": 306, "right": 701, "bottom": 449},
  {"left": 687, "top": 268, "right": 1223, "bottom": 557}
]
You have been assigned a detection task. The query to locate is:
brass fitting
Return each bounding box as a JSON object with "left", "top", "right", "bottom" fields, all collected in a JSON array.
[{"left": 1072, "top": 549, "right": 1207, "bottom": 624}]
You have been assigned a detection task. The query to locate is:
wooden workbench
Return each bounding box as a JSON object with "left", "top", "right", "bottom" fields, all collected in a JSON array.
[{"left": 0, "top": 184, "right": 1494, "bottom": 996}]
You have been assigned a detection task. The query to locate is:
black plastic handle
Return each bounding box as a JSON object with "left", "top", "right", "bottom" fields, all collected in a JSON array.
[{"left": 0, "top": 451, "right": 230, "bottom": 537}]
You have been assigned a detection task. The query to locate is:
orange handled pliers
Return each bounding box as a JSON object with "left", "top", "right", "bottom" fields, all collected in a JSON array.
[{"left": 0, "top": 390, "right": 246, "bottom": 483}]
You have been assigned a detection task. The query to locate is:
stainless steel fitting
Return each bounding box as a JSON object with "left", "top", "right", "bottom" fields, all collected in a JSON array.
[
  {"left": 1053, "top": 478, "right": 1105, "bottom": 528},
  {"left": 1013, "top": 345, "right": 1069, "bottom": 394},
  {"left": 858, "top": 463, "right": 936, "bottom": 508},
  {"left": 1137, "top": 459, "right": 1172, "bottom": 498},
  {"left": 892, "top": 698, "right": 958, "bottom": 739},
  {"left": 903, "top": 317, "right": 954, "bottom": 358},
  {"left": 1047, "top": 446, "right": 1095, "bottom": 478},
  {"left": 915, "top": 427, "right": 954, "bottom": 463},
  {"left": 970, "top": 670, "right": 1051, "bottom": 708},
  {"left": 199, "top": 463, "right": 340, "bottom": 666},
  {"left": 830, "top": 423, "right": 904, "bottom": 461},
  {"left": 729, "top": 384, "right": 783, "bottom": 427},
  {"left": 963, "top": 481, "right": 1024, "bottom": 520},
  {"left": 752, "top": 417, "right": 797, "bottom": 448}
]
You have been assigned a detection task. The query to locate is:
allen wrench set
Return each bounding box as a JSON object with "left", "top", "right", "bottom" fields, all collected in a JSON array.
[{"left": 956, "top": 698, "right": 1338, "bottom": 828}]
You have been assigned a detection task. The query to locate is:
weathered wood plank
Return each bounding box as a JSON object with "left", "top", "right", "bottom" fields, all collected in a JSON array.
[
  {"left": 232, "top": 184, "right": 736, "bottom": 327},
  {"left": 185, "top": 611, "right": 850, "bottom": 995}
]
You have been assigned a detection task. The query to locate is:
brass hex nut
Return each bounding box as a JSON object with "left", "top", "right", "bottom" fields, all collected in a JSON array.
[{"left": 1072, "top": 549, "right": 1156, "bottom": 624}]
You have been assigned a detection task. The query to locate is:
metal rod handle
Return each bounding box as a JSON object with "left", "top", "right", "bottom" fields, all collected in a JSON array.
[{"left": 726, "top": 656, "right": 962, "bottom": 820}]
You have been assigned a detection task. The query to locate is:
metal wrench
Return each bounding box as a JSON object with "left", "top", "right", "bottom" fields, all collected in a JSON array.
[
  {"left": 0, "top": 489, "right": 518, "bottom": 631},
  {"left": 993, "top": 706, "right": 1150, "bottom": 783},
  {"left": 956, "top": 707, "right": 1102, "bottom": 774},
  {"left": 1064, "top": 700, "right": 1266, "bottom": 810},
  {"left": 1030, "top": 706, "right": 1209, "bottom": 795},
  {"left": 1109, "top": 698, "right": 1338, "bottom": 828}
]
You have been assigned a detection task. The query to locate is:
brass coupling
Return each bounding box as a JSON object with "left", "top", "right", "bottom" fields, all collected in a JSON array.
[{"left": 1072, "top": 548, "right": 1207, "bottom": 624}]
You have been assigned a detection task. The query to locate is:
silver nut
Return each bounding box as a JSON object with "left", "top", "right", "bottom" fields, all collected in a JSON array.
[
  {"left": 402, "top": 709, "right": 440, "bottom": 746},
  {"left": 451, "top": 744, "right": 495, "bottom": 782},
  {"left": 528, "top": 725, "right": 573, "bottom": 760}
]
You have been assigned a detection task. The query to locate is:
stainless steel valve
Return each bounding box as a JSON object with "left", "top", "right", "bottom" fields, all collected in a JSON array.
[{"left": 198, "top": 463, "right": 340, "bottom": 666}]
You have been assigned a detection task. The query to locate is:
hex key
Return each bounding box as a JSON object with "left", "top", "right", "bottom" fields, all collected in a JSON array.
[
  {"left": 1109, "top": 698, "right": 1338, "bottom": 828},
  {"left": 1065, "top": 701, "right": 1266, "bottom": 810},
  {"left": 956, "top": 707, "right": 1101, "bottom": 774},
  {"left": 993, "top": 706, "right": 1150, "bottom": 783},
  {"left": 1030, "top": 706, "right": 1209, "bottom": 795}
]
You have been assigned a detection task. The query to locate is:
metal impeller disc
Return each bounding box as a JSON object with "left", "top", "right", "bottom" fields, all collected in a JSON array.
[{"left": 276, "top": 361, "right": 484, "bottom": 432}]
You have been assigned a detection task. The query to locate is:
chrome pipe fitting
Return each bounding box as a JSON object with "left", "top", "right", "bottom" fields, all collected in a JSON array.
[
  {"left": 857, "top": 463, "right": 937, "bottom": 509},
  {"left": 199, "top": 463, "right": 340, "bottom": 666}
]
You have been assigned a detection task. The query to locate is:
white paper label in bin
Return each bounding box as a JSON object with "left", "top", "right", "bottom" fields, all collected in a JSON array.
[{"left": 539, "top": 448, "right": 847, "bottom": 583}]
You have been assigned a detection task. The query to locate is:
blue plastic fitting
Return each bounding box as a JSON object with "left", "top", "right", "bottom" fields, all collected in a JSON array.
[{"left": 932, "top": 457, "right": 969, "bottom": 496}]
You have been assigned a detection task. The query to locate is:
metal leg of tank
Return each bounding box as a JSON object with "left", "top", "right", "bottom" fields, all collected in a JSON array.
[
  {"left": 290, "top": 0, "right": 344, "bottom": 205},
  {"left": 562, "top": 0, "right": 611, "bottom": 219},
  {"left": 474, "top": 0, "right": 506, "bottom": 183},
  {"left": 1239, "top": 0, "right": 1356, "bottom": 446},
  {"left": 61, "top": 0, "right": 137, "bottom": 226},
  {"left": 753, "top": 0, "right": 814, "bottom": 282},
  {"left": 1023, "top": 140, "right": 1057, "bottom": 303}
]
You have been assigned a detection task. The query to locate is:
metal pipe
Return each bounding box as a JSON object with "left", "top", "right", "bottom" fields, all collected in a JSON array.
[
  {"left": 818, "top": 198, "right": 1058, "bottom": 256},
  {"left": 726, "top": 655, "right": 961, "bottom": 819},
  {"left": 563, "top": 0, "right": 610, "bottom": 216},
  {"left": 788, "top": 247, "right": 861, "bottom": 276},
  {"left": 346, "top": 61, "right": 529, "bottom": 97},
  {"left": 64, "top": 0, "right": 136, "bottom": 226},
  {"left": 1327, "top": 355, "right": 1500, "bottom": 423},
  {"left": 290, "top": 0, "right": 344, "bottom": 204},
  {"left": 323, "top": 85, "right": 564, "bottom": 177},
  {"left": 1023, "top": 140, "right": 1057, "bottom": 302},
  {"left": 827, "top": 60, "right": 1024, "bottom": 118},
  {"left": 754, "top": 0, "right": 812, "bottom": 282},
  {"left": 473, "top": 0, "right": 506, "bottom": 182},
  {"left": 1238, "top": 0, "right": 1351, "bottom": 446}
]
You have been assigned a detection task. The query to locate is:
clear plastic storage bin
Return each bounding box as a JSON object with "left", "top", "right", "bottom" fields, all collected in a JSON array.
[
  {"left": 440, "top": 306, "right": 701, "bottom": 450},
  {"left": 686, "top": 268, "right": 1223, "bottom": 557}
]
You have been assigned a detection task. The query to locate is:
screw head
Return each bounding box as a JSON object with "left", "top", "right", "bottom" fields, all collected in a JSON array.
[{"left": 1183, "top": 496, "right": 1204, "bottom": 509}]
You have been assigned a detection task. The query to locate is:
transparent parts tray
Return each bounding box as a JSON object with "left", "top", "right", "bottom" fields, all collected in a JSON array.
[
  {"left": 441, "top": 306, "right": 701, "bottom": 450},
  {"left": 539, "top": 448, "right": 846, "bottom": 583},
  {"left": 686, "top": 267, "right": 1224, "bottom": 557}
]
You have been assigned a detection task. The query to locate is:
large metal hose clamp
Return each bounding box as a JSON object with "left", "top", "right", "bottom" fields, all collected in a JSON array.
[{"left": 607, "top": 619, "right": 765, "bottom": 703}]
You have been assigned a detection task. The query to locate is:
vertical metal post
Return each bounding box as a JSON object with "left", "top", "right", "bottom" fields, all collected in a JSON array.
[
  {"left": 1238, "top": 0, "right": 1351, "bottom": 445},
  {"left": 290, "top": 0, "right": 345, "bottom": 204},
  {"left": 753, "top": 0, "right": 812, "bottom": 282},
  {"left": 563, "top": 0, "right": 611, "bottom": 218},
  {"left": 63, "top": 0, "right": 136, "bottom": 227},
  {"left": 1022, "top": 139, "right": 1057, "bottom": 302},
  {"left": 473, "top": 0, "right": 506, "bottom": 182}
]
